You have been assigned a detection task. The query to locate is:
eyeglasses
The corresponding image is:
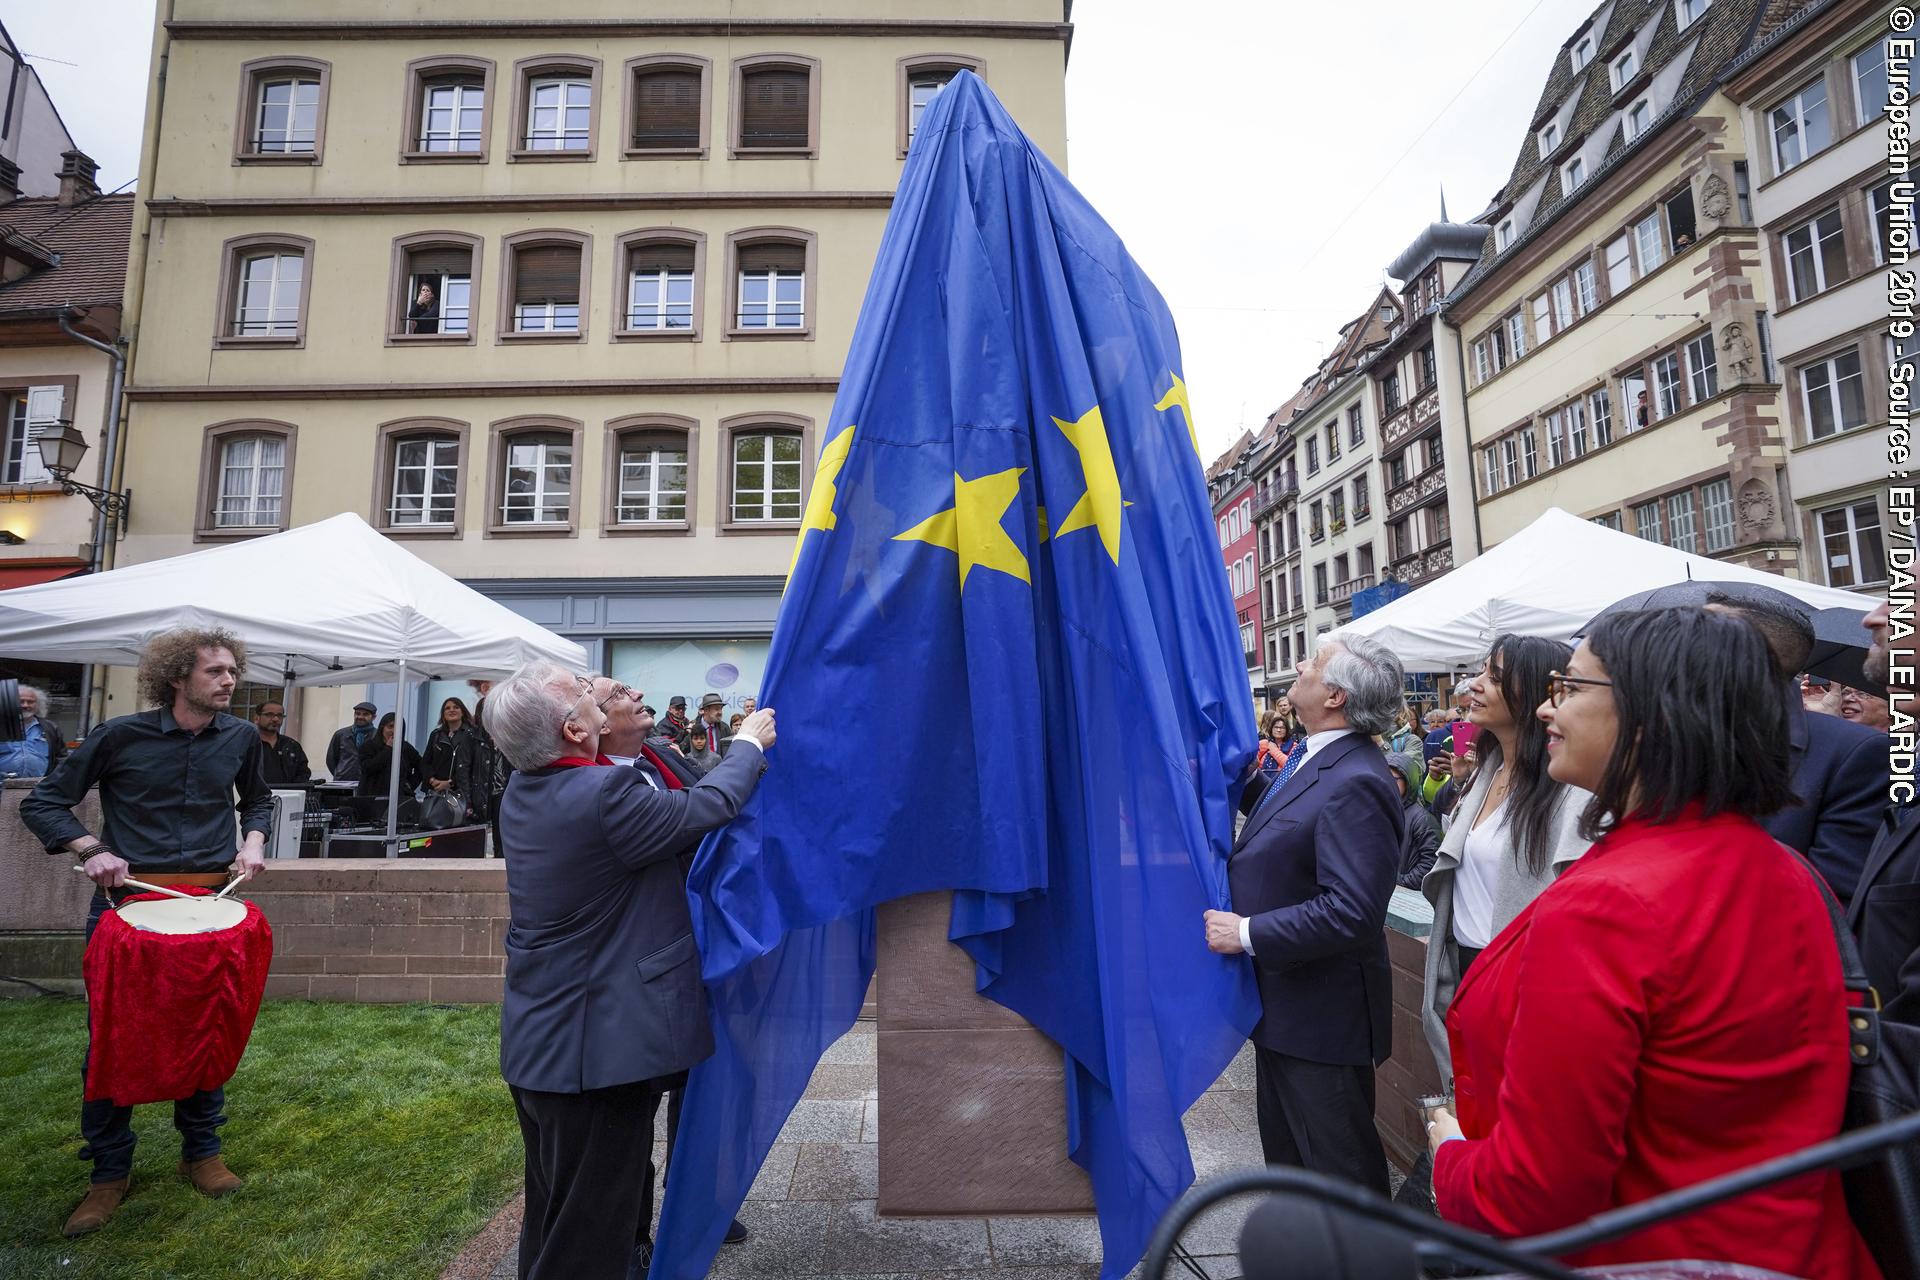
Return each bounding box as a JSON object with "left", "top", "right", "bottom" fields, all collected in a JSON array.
[
  {"left": 596, "top": 682, "right": 635, "bottom": 713},
  {"left": 1545, "top": 670, "right": 1613, "bottom": 707}
]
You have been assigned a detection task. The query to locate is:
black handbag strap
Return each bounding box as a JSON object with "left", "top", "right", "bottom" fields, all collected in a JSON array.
[{"left": 1777, "top": 841, "right": 1882, "bottom": 1070}]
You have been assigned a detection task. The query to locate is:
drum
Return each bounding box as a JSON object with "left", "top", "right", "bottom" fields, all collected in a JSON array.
[{"left": 82, "top": 888, "right": 274, "bottom": 1107}]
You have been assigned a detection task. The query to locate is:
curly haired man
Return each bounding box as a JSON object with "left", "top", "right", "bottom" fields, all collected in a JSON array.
[{"left": 21, "top": 627, "right": 274, "bottom": 1236}]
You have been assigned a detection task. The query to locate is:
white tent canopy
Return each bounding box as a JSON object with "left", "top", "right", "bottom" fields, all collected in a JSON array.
[
  {"left": 0, "top": 513, "right": 587, "bottom": 684},
  {"left": 1333, "top": 507, "right": 1877, "bottom": 673}
]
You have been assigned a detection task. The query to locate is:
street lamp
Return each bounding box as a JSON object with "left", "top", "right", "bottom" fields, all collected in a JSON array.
[{"left": 33, "top": 420, "right": 131, "bottom": 531}]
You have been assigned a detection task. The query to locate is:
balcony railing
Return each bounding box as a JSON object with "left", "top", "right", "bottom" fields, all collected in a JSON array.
[
  {"left": 1386, "top": 461, "right": 1449, "bottom": 517},
  {"left": 1252, "top": 473, "right": 1299, "bottom": 520},
  {"left": 1329, "top": 573, "right": 1376, "bottom": 606},
  {"left": 1381, "top": 387, "right": 1442, "bottom": 450},
  {"left": 1388, "top": 543, "right": 1455, "bottom": 584}
]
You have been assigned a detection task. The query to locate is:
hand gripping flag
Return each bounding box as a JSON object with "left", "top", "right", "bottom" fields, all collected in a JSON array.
[{"left": 651, "top": 72, "right": 1259, "bottom": 1280}]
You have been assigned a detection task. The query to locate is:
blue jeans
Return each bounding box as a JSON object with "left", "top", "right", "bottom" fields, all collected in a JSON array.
[{"left": 79, "top": 891, "right": 227, "bottom": 1183}]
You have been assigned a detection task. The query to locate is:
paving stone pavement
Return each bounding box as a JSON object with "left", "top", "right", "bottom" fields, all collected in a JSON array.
[{"left": 484, "top": 1021, "right": 1282, "bottom": 1280}]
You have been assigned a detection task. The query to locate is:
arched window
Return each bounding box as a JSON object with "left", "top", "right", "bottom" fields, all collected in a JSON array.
[
  {"left": 487, "top": 417, "right": 584, "bottom": 535},
  {"left": 605, "top": 415, "right": 696, "bottom": 533},
  {"left": 196, "top": 420, "right": 298, "bottom": 539}
]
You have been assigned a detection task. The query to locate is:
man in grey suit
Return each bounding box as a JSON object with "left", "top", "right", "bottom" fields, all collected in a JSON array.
[{"left": 488, "top": 661, "right": 776, "bottom": 1280}]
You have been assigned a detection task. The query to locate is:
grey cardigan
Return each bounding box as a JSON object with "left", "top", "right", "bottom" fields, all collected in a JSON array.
[{"left": 1419, "top": 763, "right": 1595, "bottom": 1084}]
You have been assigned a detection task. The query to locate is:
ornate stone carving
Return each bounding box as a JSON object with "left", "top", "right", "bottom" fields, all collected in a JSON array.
[
  {"left": 1720, "top": 321, "right": 1754, "bottom": 384},
  {"left": 1737, "top": 476, "right": 1776, "bottom": 532},
  {"left": 1700, "top": 172, "right": 1731, "bottom": 221}
]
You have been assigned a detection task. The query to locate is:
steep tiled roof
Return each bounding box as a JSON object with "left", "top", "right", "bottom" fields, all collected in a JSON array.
[
  {"left": 0, "top": 194, "right": 133, "bottom": 316},
  {"left": 1454, "top": 0, "right": 1767, "bottom": 299}
]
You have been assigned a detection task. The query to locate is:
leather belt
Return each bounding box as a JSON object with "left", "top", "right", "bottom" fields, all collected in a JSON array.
[{"left": 127, "top": 872, "right": 231, "bottom": 888}]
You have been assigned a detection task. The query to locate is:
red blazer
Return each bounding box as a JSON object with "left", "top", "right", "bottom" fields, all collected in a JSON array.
[{"left": 1434, "top": 807, "right": 1880, "bottom": 1280}]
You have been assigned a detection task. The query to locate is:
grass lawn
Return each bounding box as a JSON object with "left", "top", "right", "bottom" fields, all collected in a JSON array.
[{"left": 0, "top": 999, "right": 522, "bottom": 1280}]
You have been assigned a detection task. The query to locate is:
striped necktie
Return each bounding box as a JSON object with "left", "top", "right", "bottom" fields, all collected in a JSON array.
[{"left": 1252, "top": 743, "right": 1308, "bottom": 820}]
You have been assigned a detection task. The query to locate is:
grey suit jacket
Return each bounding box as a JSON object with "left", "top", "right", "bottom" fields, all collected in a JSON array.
[{"left": 497, "top": 741, "right": 764, "bottom": 1093}]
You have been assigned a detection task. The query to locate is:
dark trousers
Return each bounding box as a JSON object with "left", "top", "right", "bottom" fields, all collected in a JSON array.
[
  {"left": 79, "top": 892, "right": 227, "bottom": 1184},
  {"left": 513, "top": 1077, "right": 671, "bottom": 1280},
  {"left": 1253, "top": 1045, "right": 1389, "bottom": 1196}
]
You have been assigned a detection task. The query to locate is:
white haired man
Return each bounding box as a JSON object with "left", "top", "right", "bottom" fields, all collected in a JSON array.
[
  {"left": 487, "top": 661, "right": 774, "bottom": 1279},
  {"left": 1203, "top": 633, "right": 1407, "bottom": 1194}
]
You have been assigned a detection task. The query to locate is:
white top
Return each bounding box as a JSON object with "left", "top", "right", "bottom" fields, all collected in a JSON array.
[
  {"left": 1452, "top": 799, "right": 1510, "bottom": 950},
  {"left": 1239, "top": 728, "right": 1356, "bottom": 956}
]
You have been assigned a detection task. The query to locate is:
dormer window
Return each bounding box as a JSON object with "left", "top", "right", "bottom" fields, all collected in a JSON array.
[
  {"left": 1564, "top": 157, "right": 1587, "bottom": 189},
  {"left": 1496, "top": 218, "right": 1515, "bottom": 250},
  {"left": 1610, "top": 48, "right": 1638, "bottom": 93},
  {"left": 1537, "top": 121, "right": 1561, "bottom": 157},
  {"left": 1627, "top": 99, "right": 1651, "bottom": 140},
  {"left": 1571, "top": 35, "right": 1595, "bottom": 72},
  {"left": 1676, "top": 0, "right": 1710, "bottom": 29}
]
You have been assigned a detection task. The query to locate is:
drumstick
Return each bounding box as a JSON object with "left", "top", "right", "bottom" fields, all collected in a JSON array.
[
  {"left": 69, "top": 867, "right": 199, "bottom": 902},
  {"left": 212, "top": 876, "right": 244, "bottom": 902}
]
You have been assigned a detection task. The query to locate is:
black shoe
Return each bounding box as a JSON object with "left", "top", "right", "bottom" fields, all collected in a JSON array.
[
  {"left": 723, "top": 1217, "right": 750, "bottom": 1244},
  {"left": 627, "top": 1238, "right": 653, "bottom": 1280}
]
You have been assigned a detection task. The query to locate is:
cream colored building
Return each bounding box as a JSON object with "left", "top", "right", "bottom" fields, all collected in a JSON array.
[
  {"left": 1447, "top": 0, "right": 1799, "bottom": 572},
  {"left": 115, "top": 0, "right": 1071, "bottom": 744},
  {"left": 1726, "top": 0, "right": 1893, "bottom": 594}
]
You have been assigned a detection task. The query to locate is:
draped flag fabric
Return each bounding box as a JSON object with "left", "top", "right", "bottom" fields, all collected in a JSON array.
[{"left": 651, "top": 72, "right": 1259, "bottom": 1280}]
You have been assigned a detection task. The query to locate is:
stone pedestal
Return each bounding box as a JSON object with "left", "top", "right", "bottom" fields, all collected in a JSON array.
[{"left": 875, "top": 891, "right": 1093, "bottom": 1214}]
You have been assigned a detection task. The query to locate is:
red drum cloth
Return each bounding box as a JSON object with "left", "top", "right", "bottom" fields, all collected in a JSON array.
[{"left": 83, "top": 889, "right": 273, "bottom": 1106}]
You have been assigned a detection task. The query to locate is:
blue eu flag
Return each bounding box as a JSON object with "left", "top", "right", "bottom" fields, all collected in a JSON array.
[{"left": 652, "top": 72, "right": 1259, "bottom": 1280}]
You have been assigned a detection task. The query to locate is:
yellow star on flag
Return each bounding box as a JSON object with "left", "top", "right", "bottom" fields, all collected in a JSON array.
[
  {"left": 787, "top": 426, "right": 855, "bottom": 579},
  {"left": 1155, "top": 372, "right": 1198, "bottom": 456},
  {"left": 893, "top": 467, "right": 1032, "bottom": 588},
  {"left": 1051, "top": 406, "right": 1125, "bottom": 565}
]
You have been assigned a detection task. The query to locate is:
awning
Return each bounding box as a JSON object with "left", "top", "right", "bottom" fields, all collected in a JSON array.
[{"left": 0, "top": 564, "right": 87, "bottom": 591}]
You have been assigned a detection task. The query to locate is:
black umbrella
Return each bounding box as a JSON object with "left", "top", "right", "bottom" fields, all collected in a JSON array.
[{"left": 1581, "top": 580, "right": 1876, "bottom": 693}]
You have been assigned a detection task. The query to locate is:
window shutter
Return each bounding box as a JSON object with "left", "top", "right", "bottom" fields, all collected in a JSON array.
[
  {"left": 622, "top": 429, "right": 686, "bottom": 455},
  {"left": 631, "top": 240, "right": 695, "bottom": 274},
  {"left": 740, "top": 67, "right": 809, "bottom": 147},
  {"left": 514, "top": 244, "right": 581, "bottom": 305},
  {"left": 738, "top": 241, "right": 805, "bottom": 274},
  {"left": 409, "top": 245, "right": 472, "bottom": 278},
  {"left": 633, "top": 67, "right": 701, "bottom": 148},
  {"left": 20, "top": 384, "right": 62, "bottom": 483}
]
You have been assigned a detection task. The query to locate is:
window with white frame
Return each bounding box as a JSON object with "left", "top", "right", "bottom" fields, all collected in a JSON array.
[
  {"left": 1533, "top": 294, "right": 1553, "bottom": 347},
  {"left": 1218, "top": 518, "right": 1228, "bottom": 548},
  {"left": 231, "top": 250, "right": 304, "bottom": 338},
  {"left": 1483, "top": 447, "right": 1499, "bottom": 496},
  {"left": 1666, "top": 491, "right": 1698, "bottom": 552},
  {"left": 1769, "top": 78, "right": 1830, "bottom": 173},
  {"left": 1685, "top": 333, "right": 1718, "bottom": 403},
  {"left": 1242, "top": 497, "right": 1253, "bottom": 529},
  {"left": 216, "top": 435, "right": 286, "bottom": 527},
  {"left": 388, "top": 435, "right": 460, "bottom": 526},
  {"left": 731, "top": 430, "right": 802, "bottom": 521},
  {"left": 1622, "top": 371, "right": 1649, "bottom": 431},
  {"left": 1568, "top": 398, "right": 1591, "bottom": 457},
  {"left": 1801, "top": 348, "right": 1867, "bottom": 440},
  {"left": 1633, "top": 211, "right": 1665, "bottom": 274},
  {"left": 1551, "top": 277, "right": 1576, "bottom": 330},
  {"left": 1347, "top": 405, "right": 1364, "bottom": 446},
  {"left": 1590, "top": 385, "right": 1613, "bottom": 446},
  {"left": 1819, "top": 499, "right": 1887, "bottom": 588},
  {"left": 1505, "top": 312, "right": 1528, "bottom": 362},
  {"left": 501, "top": 433, "right": 573, "bottom": 524},
  {"left": 908, "top": 71, "right": 960, "bottom": 141},
  {"left": 1325, "top": 422, "right": 1341, "bottom": 461},
  {"left": 1496, "top": 219, "right": 1515, "bottom": 250},
  {"left": 1611, "top": 48, "right": 1638, "bottom": 92},
  {"left": 1573, "top": 261, "right": 1598, "bottom": 314},
  {"left": 626, "top": 241, "right": 695, "bottom": 330},
  {"left": 735, "top": 241, "right": 806, "bottom": 330},
  {"left": 1701, "top": 479, "right": 1735, "bottom": 552},
  {"left": 616, "top": 433, "right": 689, "bottom": 523},
  {"left": 1871, "top": 181, "right": 1902, "bottom": 267},
  {"left": 1, "top": 386, "right": 61, "bottom": 485},
  {"left": 251, "top": 74, "right": 321, "bottom": 154},
  {"left": 1538, "top": 121, "right": 1560, "bottom": 158},
  {"left": 418, "top": 75, "right": 486, "bottom": 153},
  {"left": 1627, "top": 99, "right": 1651, "bottom": 140},
  {"left": 1758, "top": 310, "right": 1776, "bottom": 382},
  {"left": 1572, "top": 35, "right": 1595, "bottom": 72},
  {"left": 1564, "top": 156, "right": 1587, "bottom": 190},
  {"left": 1544, "top": 409, "right": 1565, "bottom": 467},
  {"left": 1473, "top": 338, "right": 1492, "bottom": 384},
  {"left": 1854, "top": 41, "right": 1890, "bottom": 122},
  {"left": 1784, "top": 207, "right": 1847, "bottom": 302},
  {"left": 1605, "top": 234, "right": 1632, "bottom": 294},
  {"left": 1501, "top": 436, "right": 1519, "bottom": 487},
  {"left": 1633, "top": 499, "right": 1664, "bottom": 544},
  {"left": 402, "top": 243, "right": 472, "bottom": 336},
  {"left": 1653, "top": 352, "right": 1683, "bottom": 418},
  {"left": 524, "top": 75, "right": 592, "bottom": 151},
  {"left": 1676, "top": 0, "right": 1710, "bottom": 30},
  {"left": 1521, "top": 429, "right": 1539, "bottom": 478}
]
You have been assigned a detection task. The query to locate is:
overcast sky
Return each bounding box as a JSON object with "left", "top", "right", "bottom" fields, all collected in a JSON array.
[{"left": 9, "top": 0, "right": 1602, "bottom": 463}]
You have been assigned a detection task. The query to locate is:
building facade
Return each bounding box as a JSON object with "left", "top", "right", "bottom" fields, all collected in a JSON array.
[
  {"left": 1725, "top": 0, "right": 1895, "bottom": 595},
  {"left": 1449, "top": 0, "right": 1799, "bottom": 572},
  {"left": 1207, "top": 433, "right": 1262, "bottom": 700},
  {"left": 113, "top": 0, "right": 1071, "bottom": 738},
  {"left": 0, "top": 24, "right": 78, "bottom": 201}
]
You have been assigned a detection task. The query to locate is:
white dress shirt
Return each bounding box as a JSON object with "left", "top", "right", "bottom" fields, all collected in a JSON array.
[{"left": 1240, "top": 728, "right": 1356, "bottom": 955}]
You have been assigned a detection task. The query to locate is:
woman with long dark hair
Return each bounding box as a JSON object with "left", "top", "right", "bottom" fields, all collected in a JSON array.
[
  {"left": 1428, "top": 608, "right": 1879, "bottom": 1278},
  {"left": 1420, "top": 633, "right": 1592, "bottom": 1084},
  {"left": 425, "top": 696, "right": 477, "bottom": 821},
  {"left": 355, "top": 712, "right": 424, "bottom": 798}
]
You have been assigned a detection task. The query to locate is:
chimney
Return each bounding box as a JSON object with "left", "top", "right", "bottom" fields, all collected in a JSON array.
[
  {"left": 57, "top": 149, "right": 99, "bottom": 206},
  {"left": 0, "top": 157, "right": 19, "bottom": 204}
]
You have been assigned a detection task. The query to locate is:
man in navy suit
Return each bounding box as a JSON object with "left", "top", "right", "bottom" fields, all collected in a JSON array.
[
  {"left": 1708, "top": 593, "right": 1887, "bottom": 905},
  {"left": 1851, "top": 598, "right": 1918, "bottom": 1024},
  {"left": 1205, "top": 633, "right": 1406, "bottom": 1194},
  {"left": 488, "top": 662, "right": 775, "bottom": 1280}
]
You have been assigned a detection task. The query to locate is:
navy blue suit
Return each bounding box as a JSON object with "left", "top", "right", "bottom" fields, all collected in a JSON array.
[
  {"left": 1851, "top": 802, "right": 1920, "bottom": 1026},
  {"left": 1228, "top": 731, "right": 1403, "bottom": 1192},
  {"left": 1761, "top": 698, "right": 1888, "bottom": 906}
]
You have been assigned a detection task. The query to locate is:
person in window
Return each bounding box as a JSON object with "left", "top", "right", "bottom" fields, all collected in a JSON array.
[
  {"left": 1427, "top": 608, "right": 1881, "bottom": 1279},
  {"left": 1635, "top": 389, "right": 1652, "bottom": 428},
  {"left": 424, "top": 697, "right": 478, "bottom": 820},
  {"left": 407, "top": 281, "right": 440, "bottom": 335},
  {"left": 356, "top": 712, "right": 424, "bottom": 798}
]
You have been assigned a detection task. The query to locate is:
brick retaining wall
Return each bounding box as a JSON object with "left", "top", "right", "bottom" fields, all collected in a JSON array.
[
  {"left": 247, "top": 860, "right": 507, "bottom": 1003},
  {"left": 1375, "top": 927, "right": 1445, "bottom": 1170}
]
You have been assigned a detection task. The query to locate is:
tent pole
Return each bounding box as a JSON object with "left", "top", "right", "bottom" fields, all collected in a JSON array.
[{"left": 386, "top": 659, "right": 406, "bottom": 857}]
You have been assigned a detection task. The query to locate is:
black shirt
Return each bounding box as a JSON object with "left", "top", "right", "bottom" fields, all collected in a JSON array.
[
  {"left": 21, "top": 707, "right": 275, "bottom": 872},
  {"left": 258, "top": 733, "right": 312, "bottom": 786}
]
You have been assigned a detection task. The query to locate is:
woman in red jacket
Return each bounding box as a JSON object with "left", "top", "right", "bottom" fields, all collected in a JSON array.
[{"left": 1427, "top": 606, "right": 1880, "bottom": 1280}]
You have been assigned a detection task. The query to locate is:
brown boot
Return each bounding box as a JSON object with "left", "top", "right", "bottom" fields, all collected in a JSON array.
[
  {"left": 178, "top": 1155, "right": 242, "bottom": 1197},
  {"left": 63, "top": 1178, "right": 129, "bottom": 1237}
]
